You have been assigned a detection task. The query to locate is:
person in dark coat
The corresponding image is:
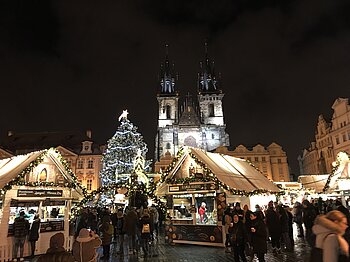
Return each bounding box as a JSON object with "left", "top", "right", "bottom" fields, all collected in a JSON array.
[
  {"left": 99, "top": 215, "right": 114, "bottom": 260},
  {"left": 12, "top": 210, "right": 30, "bottom": 261},
  {"left": 124, "top": 207, "right": 139, "bottom": 254},
  {"left": 233, "top": 202, "right": 244, "bottom": 222},
  {"left": 293, "top": 201, "right": 304, "bottom": 238},
  {"left": 229, "top": 214, "right": 248, "bottom": 262},
  {"left": 115, "top": 211, "right": 126, "bottom": 254},
  {"left": 139, "top": 209, "right": 153, "bottom": 256},
  {"left": 28, "top": 214, "right": 41, "bottom": 258},
  {"left": 302, "top": 199, "right": 317, "bottom": 246},
  {"left": 277, "top": 205, "right": 292, "bottom": 252},
  {"left": 250, "top": 212, "right": 268, "bottom": 262},
  {"left": 265, "top": 201, "right": 282, "bottom": 254}
]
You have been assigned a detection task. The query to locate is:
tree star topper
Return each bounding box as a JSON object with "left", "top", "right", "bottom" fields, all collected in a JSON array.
[{"left": 118, "top": 110, "right": 129, "bottom": 121}]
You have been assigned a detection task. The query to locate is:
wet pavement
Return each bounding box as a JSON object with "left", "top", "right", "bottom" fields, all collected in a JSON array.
[{"left": 97, "top": 228, "right": 311, "bottom": 262}]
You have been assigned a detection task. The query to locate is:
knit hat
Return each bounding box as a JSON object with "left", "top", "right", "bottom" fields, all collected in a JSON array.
[
  {"left": 77, "top": 228, "right": 94, "bottom": 242},
  {"left": 50, "top": 232, "right": 65, "bottom": 249}
]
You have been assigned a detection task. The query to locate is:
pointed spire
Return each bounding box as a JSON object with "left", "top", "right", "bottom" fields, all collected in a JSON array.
[
  {"left": 159, "top": 43, "right": 177, "bottom": 95},
  {"left": 198, "top": 41, "right": 220, "bottom": 93}
]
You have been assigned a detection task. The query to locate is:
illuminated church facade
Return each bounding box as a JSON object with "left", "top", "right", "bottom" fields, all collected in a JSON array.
[{"left": 154, "top": 45, "right": 230, "bottom": 163}]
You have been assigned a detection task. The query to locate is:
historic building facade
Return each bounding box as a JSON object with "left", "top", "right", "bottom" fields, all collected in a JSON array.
[
  {"left": 0, "top": 130, "right": 103, "bottom": 192},
  {"left": 299, "top": 97, "right": 350, "bottom": 175},
  {"left": 154, "top": 45, "right": 230, "bottom": 163},
  {"left": 214, "top": 143, "right": 290, "bottom": 182}
]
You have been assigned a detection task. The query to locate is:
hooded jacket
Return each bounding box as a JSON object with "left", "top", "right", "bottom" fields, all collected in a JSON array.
[
  {"left": 37, "top": 233, "right": 75, "bottom": 262},
  {"left": 72, "top": 228, "right": 102, "bottom": 262},
  {"left": 312, "top": 215, "right": 349, "bottom": 262}
]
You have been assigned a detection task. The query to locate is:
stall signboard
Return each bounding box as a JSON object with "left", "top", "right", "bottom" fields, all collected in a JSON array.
[
  {"left": 10, "top": 199, "right": 40, "bottom": 207},
  {"left": 171, "top": 224, "right": 223, "bottom": 243},
  {"left": 40, "top": 220, "right": 64, "bottom": 233},
  {"left": 42, "top": 199, "right": 66, "bottom": 206},
  {"left": 169, "top": 183, "right": 217, "bottom": 193},
  {"left": 17, "top": 189, "right": 63, "bottom": 197}
]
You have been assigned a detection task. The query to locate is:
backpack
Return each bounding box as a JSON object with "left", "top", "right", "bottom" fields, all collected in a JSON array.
[{"left": 142, "top": 223, "right": 150, "bottom": 234}]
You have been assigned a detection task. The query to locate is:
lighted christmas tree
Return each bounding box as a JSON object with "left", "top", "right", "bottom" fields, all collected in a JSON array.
[{"left": 100, "top": 110, "right": 149, "bottom": 186}]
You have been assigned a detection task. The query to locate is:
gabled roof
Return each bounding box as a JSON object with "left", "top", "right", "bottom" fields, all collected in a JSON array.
[
  {"left": 162, "top": 147, "right": 280, "bottom": 193},
  {"left": 298, "top": 175, "right": 328, "bottom": 193},
  {"left": 0, "top": 148, "right": 84, "bottom": 196}
]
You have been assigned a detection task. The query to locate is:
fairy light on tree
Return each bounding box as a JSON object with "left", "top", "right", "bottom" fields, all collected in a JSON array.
[{"left": 100, "top": 110, "right": 149, "bottom": 189}]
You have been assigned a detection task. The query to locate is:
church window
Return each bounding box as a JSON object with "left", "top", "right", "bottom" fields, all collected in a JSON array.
[
  {"left": 208, "top": 104, "right": 215, "bottom": 117},
  {"left": 166, "top": 105, "right": 171, "bottom": 119},
  {"left": 166, "top": 143, "right": 171, "bottom": 149}
]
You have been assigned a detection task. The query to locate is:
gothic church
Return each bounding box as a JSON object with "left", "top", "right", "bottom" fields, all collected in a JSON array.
[{"left": 155, "top": 45, "right": 230, "bottom": 162}]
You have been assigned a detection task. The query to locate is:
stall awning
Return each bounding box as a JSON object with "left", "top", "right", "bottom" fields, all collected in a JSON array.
[
  {"left": 298, "top": 175, "right": 329, "bottom": 193},
  {"left": 190, "top": 148, "right": 280, "bottom": 192}
]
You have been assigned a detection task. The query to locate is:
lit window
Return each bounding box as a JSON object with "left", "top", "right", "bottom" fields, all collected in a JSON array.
[
  {"left": 87, "top": 179, "right": 92, "bottom": 190},
  {"left": 88, "top": 160, "right": 94, "bottom": 169},
  {"left": 39, "top": 168, "right": 47, "bottom": 182},
  {"left": 77, "top": 159, "right": 84, "bottom": 169}
]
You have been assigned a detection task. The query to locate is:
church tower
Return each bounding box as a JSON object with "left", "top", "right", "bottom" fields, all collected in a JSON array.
[
  {"left": 154, "top": 43, "right": 230, "bottom": 163},
  {"left": 155, "top": 45, "right": 179, "bottom": 160},
  {"left": 197, "top": 42, "right": 225, "bottom": 126}
]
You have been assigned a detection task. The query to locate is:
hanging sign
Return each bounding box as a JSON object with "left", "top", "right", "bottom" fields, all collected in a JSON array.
[{"left": 17, "top": 189, "right": 63, "bottom": 197}]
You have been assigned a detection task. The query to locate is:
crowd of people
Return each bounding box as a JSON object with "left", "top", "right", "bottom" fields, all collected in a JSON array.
[
  {"left": 11, "top": 197, "right": 350, "bottom": 262},
  {"left": 222, "top": 198, "right": 350, "bottom": 262}
]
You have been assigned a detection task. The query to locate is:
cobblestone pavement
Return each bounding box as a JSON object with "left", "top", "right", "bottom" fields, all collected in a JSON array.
[{"left": 98, "top": 231, "right": 311, "bottom": 262}]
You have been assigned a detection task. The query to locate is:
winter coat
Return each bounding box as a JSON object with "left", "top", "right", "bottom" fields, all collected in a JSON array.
[
  {"left": 38, "top": 232, "right": 75, "bottom": 262},
  {"left": 99, "top": 216, "right": 113, "bottom": 246},
  {"left": 278, "top": 207, "right": 289, "bottom": 233},
  {"left": 28, "top": 218, "right": 40, "bottom": 241},
  {"left": 312, "top": 215, "right": 349, "bottom": 262},
  {"left": 265, "top": 207, "right": 281, "bottom": 237},
  {"left": 293, "top": 203, "right": 303, "bottom": 224},
  {"left": 224, "top": 214, "right": 232, "bottom": 235},
  {"left": 115, "top": 217, "right": 125, "bottom": 235},
  {"left": 72, "top": 232, "right": 102, "bottom": 262},
  {"left": 303, "top": 205, "right": 317, "bottom": 229},
  {"left": 124, "top": 209, "right": 138, "bottom": 235},
  {"left": 228, "top": 221, "right": 248, "bottom": 246},
  {"left": 13, "top": 216, "right": 30, "bottom": 238},
  {"left": 250, "top": 218, "right": 268, "bottom": 254},
  {"left": 139, "top": 214, "right": 153, "bottom": 239}
]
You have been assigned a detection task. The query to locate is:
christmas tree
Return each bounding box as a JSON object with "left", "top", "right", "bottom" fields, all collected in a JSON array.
[{"left": 100, "top": 110, "right": 149, "bottom": 186}]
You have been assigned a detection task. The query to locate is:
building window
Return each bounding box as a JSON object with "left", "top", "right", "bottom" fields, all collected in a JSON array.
[
  {"left": 166, "top": 105, "right": 171, "bottom": 119},
  {"left": 262, "top": 157, "right": 266, "bottom": 162},
  {"left": 336, "top": 136, "right": 340, "bottom": 145},
  {"left": 343, "top": 133, "right": 347, "bottom": 142},
  {"left": 348, "top": 132, "right": 350, "bottom": 140},
  {"left": 208, "top": 104, "right": 215, "bottom": 117},
  {"left": 67, "top": 160, "right": 72, "bottom": 167},
  {"left": 88, "top": 160, "right": 94, "bottom": 169},
  {"left": 247, "top": 157, "right": 251, "bottom": 161},
  {"left": 77, "top": 159, "right": 84, "bottom": 169},
  {"left": 87, "top": 179, "right": 92, "bottom": 190},
  {"left": 166, "top": 143, "right": 171, "bottom": 150},
  {"left": 39, "top": 168, "right": 47, "bottom": 182},
  {"left": 255, "top": 157, "right": 259, "bottom": 162},
  {"left": 277, "top": 159, "right": 282, "bottom": 164},
  {"left": 211, "top": 134, "right": 215, "bottom": 139},
  {"left": 279, "top": 167, "right": 283, "bottom": 174}
]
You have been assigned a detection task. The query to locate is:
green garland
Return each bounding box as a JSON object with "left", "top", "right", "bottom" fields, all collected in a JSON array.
[
  {"left": 0, "top": 148, "right": 87, "bottom": 198},
  {"left": 322, "top": 152, "right": 350, "bottom": 193}
]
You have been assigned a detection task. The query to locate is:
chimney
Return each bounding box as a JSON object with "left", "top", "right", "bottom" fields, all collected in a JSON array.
[
  {"left": 8, "top": 130, "right": 14, "bottom": 136},
  {"left": 86, "top": 130, "right": 92, "bottom": 139}
]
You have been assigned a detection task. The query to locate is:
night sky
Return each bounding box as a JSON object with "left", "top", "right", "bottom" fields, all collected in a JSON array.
[{"left": 1, "top": 0, "right": 350, "bottom": 175}]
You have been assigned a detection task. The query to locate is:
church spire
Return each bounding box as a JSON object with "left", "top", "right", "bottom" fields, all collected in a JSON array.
[
  {"left": 159, "top": 44, "right": 177, "bottom": 95},
  {"left": 198, "top": 41, "right": 220, "bottom": 93}
]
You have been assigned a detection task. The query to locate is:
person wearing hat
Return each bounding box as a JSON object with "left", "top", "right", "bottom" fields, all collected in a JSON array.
[
  {"left": 72, "top": 228, "right": 102, "bottom": 262},
  {"left": 115, "top": 211, "right": 126, "bottom": 255},
  {"left": 37, "top": 232, "right": 75, "bottom": 262}
]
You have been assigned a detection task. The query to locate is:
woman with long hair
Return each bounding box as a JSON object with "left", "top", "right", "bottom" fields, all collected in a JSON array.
[{"left": 312, "top": 210, "right": 349, "bottom": 262}]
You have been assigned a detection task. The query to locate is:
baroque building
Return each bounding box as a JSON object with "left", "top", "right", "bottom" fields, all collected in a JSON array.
[
  {"left": 299, "top": 97, "right": 350, "bottom": 175},
  {"left": 154, "top": 45, "right": 230, "bottom": 164},
  {"left": 0, "top": 130, "right": 103, "bottom": 192},
  {"left": 214, "top": 143, "right": 290, "bottom": 182}
]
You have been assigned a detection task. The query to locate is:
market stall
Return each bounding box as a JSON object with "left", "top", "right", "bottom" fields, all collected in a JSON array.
[
  {"left": 0, "top": 148, "right": 85, "bottom": 261},
  {"left": 157, "top": 146, "right": 280, "bottom": 247}
]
